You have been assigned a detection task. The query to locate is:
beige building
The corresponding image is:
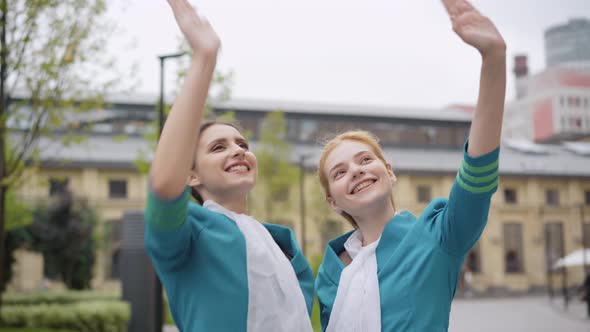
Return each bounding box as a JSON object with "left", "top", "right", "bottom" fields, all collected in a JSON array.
[{"left": 9, "top": 96, "right": 590, "bottom": 296}]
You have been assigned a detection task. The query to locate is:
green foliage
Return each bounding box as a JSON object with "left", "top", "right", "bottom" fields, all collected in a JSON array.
[
  {"left": 5, "top": 192, "right": 32, "bottom": 232},
  {"left": 0, "top": 328, "right": 74, "bottom": 332},
  {"left": 2, "top": 291, "right": 119, "bottom": 306},
  {"left": 312, "top": 297, "right": 321, "bottom": 332},
  {"left": 26, "top": 193, "right": 99, "bottom": 290},
  {"left": 1, "top": 192, "right": 33, "bottom": 292},
  {"left": 3, "top": 0, "right": 129, "bottom": 187},
  {"left": 309, "top": 254, "right": 324, "bottom": 331},
  {"left": 255, "top": 111, "right": 299, "bottom": 221},
  {"left": 0, "top": 301, "right": 130, "bottom": 332},
  {"left": 1, "top": 228, "right": 30, "bottom": 293}
]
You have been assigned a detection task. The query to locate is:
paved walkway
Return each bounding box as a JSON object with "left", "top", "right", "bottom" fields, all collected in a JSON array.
[
  {"left": 163, "top": 296, "right": 590, "bottom": 331},
  {"left": 449, "top": 296, "right": 589, "bottom": 332}
]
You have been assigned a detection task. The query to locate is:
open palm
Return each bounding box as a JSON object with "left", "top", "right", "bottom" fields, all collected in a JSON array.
[
  {"left": 167, "top": 0, "right": 220, "bottom": 54},
  {"left": 442, "top": 0, "right": 505, "bottom": 58}
]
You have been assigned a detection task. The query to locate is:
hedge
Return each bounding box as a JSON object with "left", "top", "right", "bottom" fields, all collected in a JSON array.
[
  {"left": 0, "top": 301, "right": 129, "bottom": 332},
  {"left": 2, "top": 291, "right": 119, "bottom": 306}
]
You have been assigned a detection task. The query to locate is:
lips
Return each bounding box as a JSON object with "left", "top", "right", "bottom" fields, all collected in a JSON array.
[
  {"left": 225, "top": 161, "right": 250, "bottom": 173},
  {"left": 350, "top": 179, "right": 376, "bottom": 194}
]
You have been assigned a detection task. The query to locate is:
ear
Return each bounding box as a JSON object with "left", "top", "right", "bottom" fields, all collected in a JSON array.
[
  {"left": 386, "top": 163, "right": 397, "bottom": 184},
  {"left": 187, "top": 169, "right": 202, "bottom": 187},
  {"left": 326, "top": 196, "right": 342, "bottom": 214}
]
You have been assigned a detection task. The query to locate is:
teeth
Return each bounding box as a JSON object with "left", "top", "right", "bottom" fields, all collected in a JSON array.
[
  {"left": 353, "top": 180, "right": 374, "bottom": 194},
  {"left": 228, "top": 165, "right": 248, "bottom": 172}
]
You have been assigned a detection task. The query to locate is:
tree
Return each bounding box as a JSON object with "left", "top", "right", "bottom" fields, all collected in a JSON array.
[
  {"left": 0, "top": 0, "right": 124, "bottom": 305},
  {"left": 27, "top": 187, "right": 98, "bottom": 290},
  {"left": 1, "top": 190, "right": 32, "bottom": 292},
  {"left": 255, "top": 111, "right": 299, "bottom": 222}
]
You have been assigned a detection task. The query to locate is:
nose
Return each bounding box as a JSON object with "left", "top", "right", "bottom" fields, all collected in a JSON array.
[
  {"left": 231, "top": 143, "right": 246, "bottom": 158},
  {"left": 350, "top": 164, "right": 365, "bottom": 178}
]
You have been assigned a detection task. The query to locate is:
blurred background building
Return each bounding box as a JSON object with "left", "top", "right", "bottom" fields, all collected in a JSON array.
[{"left": 7, "top": 17, "right": 590, "bottom": 297}]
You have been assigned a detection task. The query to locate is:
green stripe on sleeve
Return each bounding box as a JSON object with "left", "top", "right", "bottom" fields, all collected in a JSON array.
[
  {"left": 459, "top": 167, "right": 498, "bottom": 184},
  {"left": 456, "top": 174, "right": 498, "bottom": 194},
  {"left": 462, "top": 159, "right": 499, "bottom": 174}
]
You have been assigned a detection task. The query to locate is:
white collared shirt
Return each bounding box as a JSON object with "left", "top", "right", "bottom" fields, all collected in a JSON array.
[
  {"left": 203, "top": 200, "right": 313, "bottom": 332},
  {"left": 327, "top": 230, "right": 381, "bottom": 332}
]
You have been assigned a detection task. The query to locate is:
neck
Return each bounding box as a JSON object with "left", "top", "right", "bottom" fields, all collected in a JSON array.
[
  {"left": 203, "top": 192, "right": 249, "bottom": 214},
  {"left": 351, "top": 201, "right": 396, "bottom": 246}
]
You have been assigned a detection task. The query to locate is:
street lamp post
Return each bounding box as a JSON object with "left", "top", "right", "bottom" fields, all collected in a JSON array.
[
  {"left": 581, "top": 204, "right": 588, "bottom": 271},
  {"left": 158, "top": 52, "right": 186, "bottom": 136},
  {"left": 299, "top": 153, "right": 313, "bottom": 255},
  {"left": 153, "top": 52, "right": 185, "bottom": 332}
]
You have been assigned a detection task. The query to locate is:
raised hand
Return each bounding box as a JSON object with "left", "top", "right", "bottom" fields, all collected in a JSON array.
[
  {"left": 167, "top": 0, "right": 220, "bottom": 55},
  {"left": 441, "top": 0, "right": 506, "bottom": 59}
]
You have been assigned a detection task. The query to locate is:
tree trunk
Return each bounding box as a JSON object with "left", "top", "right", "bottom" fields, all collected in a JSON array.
[{"left": 0, "top": 0, "right": 8, "bottom": 309}]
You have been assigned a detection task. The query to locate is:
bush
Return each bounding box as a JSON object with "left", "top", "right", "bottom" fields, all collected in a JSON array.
[
  {"left": 0, "top": 301, "right": 129, "bottom": 332},
  {"left": 2, "top": 291, "right": 119, "bottom": 306},
  {"left": 0, "top": 328, "right": 74, "bottom": 332}
]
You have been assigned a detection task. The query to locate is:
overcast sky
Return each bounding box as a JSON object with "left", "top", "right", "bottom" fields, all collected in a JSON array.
[{"left": 106, "top": 0, "right": 590, "bottom": 108}]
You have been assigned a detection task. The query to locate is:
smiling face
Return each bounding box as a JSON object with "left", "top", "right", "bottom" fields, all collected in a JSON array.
[
  {"left": 322, "top": 139, "right": 396, "bottom": 219},
  {"left": 189, "top": 123, "right": 257, "bottom": 202}
]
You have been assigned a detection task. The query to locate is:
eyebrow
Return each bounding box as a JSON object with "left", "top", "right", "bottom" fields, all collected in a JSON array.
[
  {"left": 328, "top": 150, "right": 370, "bottom": 176},
  {"left": 206, "top": 136, "right": 248, "bottom": 149}
]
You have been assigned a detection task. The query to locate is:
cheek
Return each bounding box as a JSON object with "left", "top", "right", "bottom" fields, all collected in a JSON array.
[
  {"left": 330, "top": 180, "right": 347, "bottom": 199},
  {"left": 197, "top": 157, "right": 221, "bottom": 176}
]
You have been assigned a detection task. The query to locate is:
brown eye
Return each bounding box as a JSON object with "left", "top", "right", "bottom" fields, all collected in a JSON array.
[
  {"left": 212, "top": 144, "right": 225, "bottom": 152},
  {"left": 361, "top": 157, "right": 372, "bottom": 164}
]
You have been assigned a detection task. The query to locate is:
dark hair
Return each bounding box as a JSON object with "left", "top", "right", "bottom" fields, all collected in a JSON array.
[{"left": 190, "top": 121, "right": 244, "bottom": 204}]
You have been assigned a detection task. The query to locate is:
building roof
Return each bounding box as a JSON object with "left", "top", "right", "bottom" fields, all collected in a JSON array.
[
  {"left": 31, "top": 133, "right": 590, "bottom": 178},
  {"left": 215, "top": 98, "right": 473, "bottom": 122},
  {"left": 11, "top": 91, "right": 473, "bottom": 124}
]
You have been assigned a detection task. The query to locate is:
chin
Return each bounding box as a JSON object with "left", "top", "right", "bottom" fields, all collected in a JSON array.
[
  {"left": 229, "top": 178, "right": 255, "bottom": 192},
  {"left": 348, "top": 189, "right": 389, "bottom": 208}
]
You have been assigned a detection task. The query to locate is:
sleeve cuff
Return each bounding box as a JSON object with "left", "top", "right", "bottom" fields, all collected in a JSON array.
[
  {"left": 456, "top": 140, "right": 500, "bottom": 194},
  {"left": 145, "top": 185, "right": 191, "bottom": 230}
]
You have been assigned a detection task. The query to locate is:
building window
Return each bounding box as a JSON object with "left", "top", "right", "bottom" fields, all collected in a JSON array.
[
  {"left": 417, "top": 186, "right": 432, "bottom": 203},
  {"left": 110, "top": 248, "right": 120, "bottom": 279},
  {"left": 466, "top": 242, "right": 481, "bottom": 273},
  {"left": 559, "top": 96, "right": 564, "bottom": 107},
  {"left": 545, "top": 189, "right": 559, "bottom": 206},
  {"left": 503, "top": 223, "right": 524, "bottom": 273},
  {"left": 109, "top": 180, "right": 127, "bottom": 199},
  {"left": 545, "top": 222, "right": 564, "bottom": 271},
  {"left": 585, "top": 190, "right": 590, "bottom": 205},
  {"left": 49, "top": 177, "right": 69, "bottom": 196},
  {"left": 504, "top": 188, "right": 517, "bottom": 204},
  {"left": 583, "top": 223, "right": 590, "bottom": 249}
]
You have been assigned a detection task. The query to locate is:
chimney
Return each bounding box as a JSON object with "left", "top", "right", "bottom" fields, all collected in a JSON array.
[{"left": 513, "top": 55, "right": 529, "bottom": 99}]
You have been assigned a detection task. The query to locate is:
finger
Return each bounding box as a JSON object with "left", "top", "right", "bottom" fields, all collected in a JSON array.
[
  {"left": 167, "top": 0, "right": 180, "bottom": 13},
  {"left": 441, "top": 0, "right": 460, "bottom": 15},
  {"left": 457, "top": 0, "right": 479, "bottom": 15},
  {"left": 453, "top": 12, "right": 477, "bottom": 30},
  {"left": 186, "top": 1, "right": 204, "bottom": 25},
  {"left": 456, "top": 12, "right": 481, "bottom": 27}
]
